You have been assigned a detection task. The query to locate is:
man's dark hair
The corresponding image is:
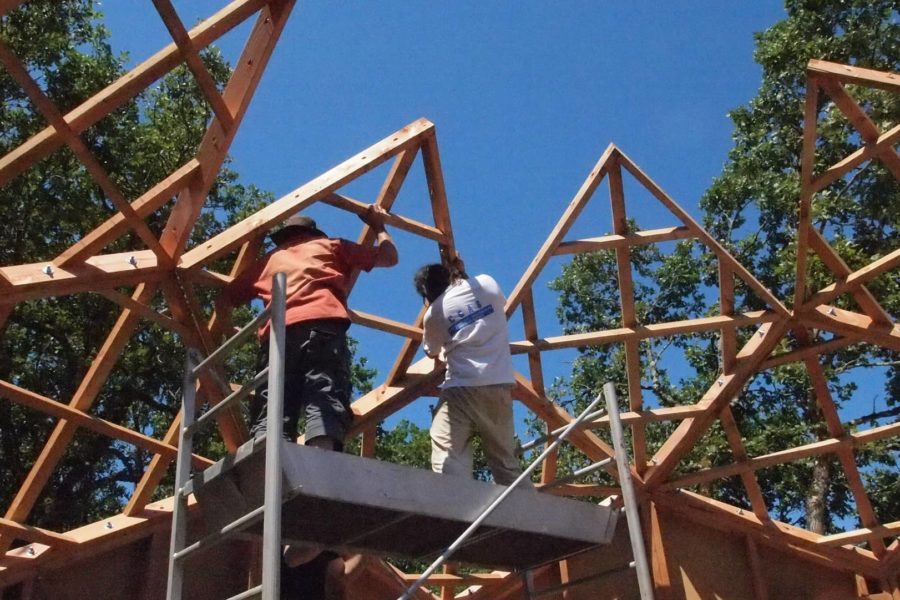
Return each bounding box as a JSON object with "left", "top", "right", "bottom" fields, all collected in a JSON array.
[{"left": 414, "top": 263, "right": 451, "bottom": 304}]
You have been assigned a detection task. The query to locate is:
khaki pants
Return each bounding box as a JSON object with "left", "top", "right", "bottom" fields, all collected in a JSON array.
[{"left": 430, "top": 384, "right": 530, "bottom": 487}]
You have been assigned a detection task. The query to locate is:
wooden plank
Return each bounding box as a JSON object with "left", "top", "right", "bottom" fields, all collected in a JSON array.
[
  {"left": 719, "top": 406, "right": 769, "bottom": 520},
  {"left": 55, "top": 159, "right": 201, "bottom": 267},
  {"left": 652, "top": 489, "right": 882, "bottom": 577},
  {"left": 617, "top": 149, "right": 791, "bottom": 317},
  {"left": 538, "top": 484, "right": 620, "bottom": 497},
  {"left": 509, "top": 310, "right": 779, "bottom": 354},
  {"left": 0, "top": 379, "right": 211, "bottom": 468},
  {"left": 745, "top": 535, "right": 770, "bottom": 600},
  {"left": 96, "top": 289, "right": 192, "bottom": 339},
  {"left": 643, "top": 319, "right": 789, "bottom": 488},
  {"left": 420, "top": 128, "right": 457, "bottom": 262},
  {"left": 794, "top": 76, "right": 820, "bottom": 307},
  {"left": 347, "top": 309, "right": 423, "bottom": 341},
  {"left": 321, "top": 193, "right": 447, "bottom": 243},
  {"left": 648, "top": 501, "right": 674, "bottom": 599},
  {"left": 817, "top": 522, "right": 900, "bottom": 547},
  {"left": 506, "top": 144, "right": 616, "bottom": 316},
  {"left": 514, "top": 373, "right": 619, "bottom": 467},
  {"left": 808, "top": 59, "right": 900, "bottom": 94},
  {"left": 802, "top": 248, "right": 900, "bottom": 312},
  {"left": 761, "top": 333, "right": 859, "bottom": 370},
  {"left": 804, "top": 306, "right": 900, "bottom": 352},
  {"left": 553, "top": 226, "right": 693, "bottom": 255},
  {"left": 159, "top": 0, "right": 296, "bottom": 259},
  {"left": 178, "top": 119, "right": 433, "bottom": 270},
  {"left": 819, "top": 78, "right": 900, "bottom": 181},
  {"left": 0, "top": 0, "right": 266, "bottom": 187},
  {"left": 152, "top": 0, "right": 235, "bottom": 129},
  {"left": 1, "top": 284, "right": 158, "bottom": 551},
  {"left": 384, "top": 308, "right": 428, "bottom": 387},
  {"left": 808, "top": 229, "right": 893, "bottom": 325},
  {"left": 719, "top": 262, "right": 737, "bottom": 373},
  {"left": 607, "top": 158, "right": 647, "bottom": 472},
  {"left": 349, "top": 359, "right": 444, "bottom": 433},
  {"left": 396, "top": 572, "right": 508, "bottom": 585},
  {"left": 521, "top": 288, "right": 545, "bottom": 394},
  {"left": 812, "top": 123, "right": 900, "bottom": 194},
  {"left": 0, "top": 250, "right": 164, "bottom": 305},
  {"left": 0, "top": 41, "right": 167, "bottom": 260},
  {"left": 0, "top": 519, "right": 75, "bottom": 548}
]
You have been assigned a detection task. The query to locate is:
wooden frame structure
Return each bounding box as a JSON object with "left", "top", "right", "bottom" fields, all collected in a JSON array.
[{"left": 0, "top": 1, "right": 897, "bottom": 597}]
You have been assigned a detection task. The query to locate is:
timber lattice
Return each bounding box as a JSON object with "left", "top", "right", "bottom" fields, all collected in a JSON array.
[{"left": 0, "top": 1, "right": 897, "bottom": 597}]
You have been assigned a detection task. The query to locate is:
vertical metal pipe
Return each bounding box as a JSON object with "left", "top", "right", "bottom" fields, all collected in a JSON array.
[
  {"left": 261, "top": 273, "right": 287, "bottom": 600},
  {"left": 603, "top": 382, "right": 655, "bottom": 600},
  {"left": 167, "top": 349, "right": 200, "bottom": 600},
  {"left": 398, "top": 392, "right": 606, "bottom": 600}
]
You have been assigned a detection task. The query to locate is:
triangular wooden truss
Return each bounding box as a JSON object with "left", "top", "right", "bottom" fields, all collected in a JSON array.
[{"left": 0, "top": 0, "right": 897, "bottom": 594}]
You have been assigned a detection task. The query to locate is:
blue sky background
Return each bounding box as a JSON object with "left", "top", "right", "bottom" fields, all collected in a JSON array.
[{"left": 98, "top": 1, "right": 810, "bottom": 430}]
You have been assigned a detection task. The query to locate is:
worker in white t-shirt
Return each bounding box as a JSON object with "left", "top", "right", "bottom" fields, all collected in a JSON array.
[{"left": 413, "top": 259, "right": 530, "bottom": 486}]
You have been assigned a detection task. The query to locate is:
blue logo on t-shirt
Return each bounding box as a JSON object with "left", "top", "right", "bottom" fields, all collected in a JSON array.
[{"left": 447, "top": 304, "right": 495, "bottom": 335}]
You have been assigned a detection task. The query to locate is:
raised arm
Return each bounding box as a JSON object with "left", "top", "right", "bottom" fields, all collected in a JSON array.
[{"left": 359, "top": 205, "right": 398, "bottom": 267}]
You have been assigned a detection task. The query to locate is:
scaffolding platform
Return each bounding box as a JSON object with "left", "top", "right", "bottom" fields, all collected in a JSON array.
[{"left": 186, "top": 437, "right": 619, "bottom": 570}]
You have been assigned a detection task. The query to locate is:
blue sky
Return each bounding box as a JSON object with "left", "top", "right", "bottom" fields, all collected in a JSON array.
[{"left": 99, "top": 1, "right": 797, "bottom": 428}]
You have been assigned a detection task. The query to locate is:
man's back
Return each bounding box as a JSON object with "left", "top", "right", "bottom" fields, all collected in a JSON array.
[{"left": 423, "top": 274, "right": 514, "bottom": 388}]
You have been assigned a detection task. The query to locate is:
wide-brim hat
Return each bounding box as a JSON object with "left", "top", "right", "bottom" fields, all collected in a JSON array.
[{"left": 269, "top": 215, "right": 327, "bottom": 246}]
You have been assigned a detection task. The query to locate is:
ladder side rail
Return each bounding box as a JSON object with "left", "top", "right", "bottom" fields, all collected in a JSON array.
[
  {"left": 166, "top": 348, "right": 201, "bottom": 600},
  {"left": 261, "top": 272, "right": 287, "bottom": 600},
  {"left": 190, "top": 366, "right": 270, "bottom": 433},
  {"left": 398, "top": 392, "right": 607, "bottom": 600},
  {"left": 603, "top": 382, "right": 655, "bottom": 600},
  {"left": 173, "top": 505, "right": 266, "bottom": 562},
  {"left": 192, "top": 307, "right": 271, "bottom": 377}
]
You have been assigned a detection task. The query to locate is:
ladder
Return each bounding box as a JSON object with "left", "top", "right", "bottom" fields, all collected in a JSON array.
[
  {"left": 399, "top": 382, "right": 656, "bottom": 600},
  {"left": 166, "top": 273, "right": 288, "bottom": 600}
]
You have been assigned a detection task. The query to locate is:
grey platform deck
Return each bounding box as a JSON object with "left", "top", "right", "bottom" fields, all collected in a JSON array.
[{"left": 189, "top": 437, "right": 618, "bottom": 570}]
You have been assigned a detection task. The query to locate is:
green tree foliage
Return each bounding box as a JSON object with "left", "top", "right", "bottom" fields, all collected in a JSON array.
[
  {"left": 0, "top": 1, "right": 377, "bottom": 530},
  {"left": 546, "top": 0, "right": 899, "bottom": 535}
]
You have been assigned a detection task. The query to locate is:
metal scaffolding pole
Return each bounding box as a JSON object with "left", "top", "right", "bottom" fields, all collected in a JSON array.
[{"left": 603, "top": 382, "right": 655, "bottom": 600}]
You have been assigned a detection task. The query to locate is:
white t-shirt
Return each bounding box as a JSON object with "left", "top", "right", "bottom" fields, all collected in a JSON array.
[{"left": 423, "top": 274, "right": 515, "bottom": 388}]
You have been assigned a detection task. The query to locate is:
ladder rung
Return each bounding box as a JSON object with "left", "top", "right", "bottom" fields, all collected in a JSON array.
[
  {"left": 226, "top": 584, "right": 262, "bottom": 600},
  {"left": 172, "top": 505, "right": 265, "bottom": 562}
]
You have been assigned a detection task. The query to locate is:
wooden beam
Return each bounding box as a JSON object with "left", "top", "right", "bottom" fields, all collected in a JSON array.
[
  {"left": 794, "top": 75, "right": 820, "bottom": 307},
  {"left": 808, "top": 229, "right": 893, "bottom": 325},
  {"left": 520, "top": 288, "right": 545, "bottom": 394},
  {"left": 0, "top": 284, "right": 159, "bottom": 551},
  {"left": 55, "top": 159, "right": 201, "bottom": 267},
  {"left": 818, "top": 522, "right": 900, "bottom": 547},
  {"left": 761, "top": 334, "right": 860, "bottom": 370},
  {"left": 617, "top": 149, "right": 791, "bottom": 317},
  {"left": 0, "top": 379, "right": 212, "bottom": 469},
  {"left": 802, "top": 248, "right": 900, "bottom": 313},
  {"left": 151, "top": 0, "right": 235, "bottom": 129},
  {"left": 607, "top": 157, "right": 647, "bottom": 472},
  {"left": 808, "top": 59, "right": 900, "bottom": 94},
  {"left": 0, "top": 250, "right": 165, "bottom": 305},
  {"left": 96, "top": 289, "right": 192, "bottom": 339},
  {"left": 643, "top": 319, "right": 789, "bottom": 488},
  {"left": 818, "top": 78, "right": 900, "bottom": 183},
  {"left": 803, "top": 306, "right": 900, "bottom": 352},
  {"left": 553, "top": 225, "right": 693, "bottom": 255},
  {"left": 648, "top": 501, "right": 674, "bottom": 600},
  {"left": 0, "top": 40, "right": 167, "bottom": 261},
  {"left": 0, "top": 0, "right": 266, "bottom": 187},
  {"left": 178, "top": 118, "right": 433, "bottom": 270},
  {"left": 0, "top": 519, "right": 76, "bottom": 549},
  {"left": 506, "top": 144, "right": 616, "bottom": 316},
  {"left": 514, "top": 373, "right": 619, "bottom": 468},
  {"left": 420, "top": 127, "right": 456, "bottom": 262},
  {"left": 347, "top": 309, "right": 423, "bottom": 341},
  {"left": 509, "top": 310, "right": 779, "bottom": 354},
  {"left": 320, "top": 193, "right": 448, "bottom": 243},
  {"left": 812, "top": 123, "right": 900, "bottom": 194},
  {"left": 719, "top": 406, "right": 770, "bottom": 521},
  {"left": 158, "top": 0, "right": 296, "bottom": 260}
]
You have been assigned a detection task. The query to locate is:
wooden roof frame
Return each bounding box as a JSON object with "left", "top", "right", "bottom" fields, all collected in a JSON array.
[{"left": 0, "top": 0, "right": 896, "bottom": 593}]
